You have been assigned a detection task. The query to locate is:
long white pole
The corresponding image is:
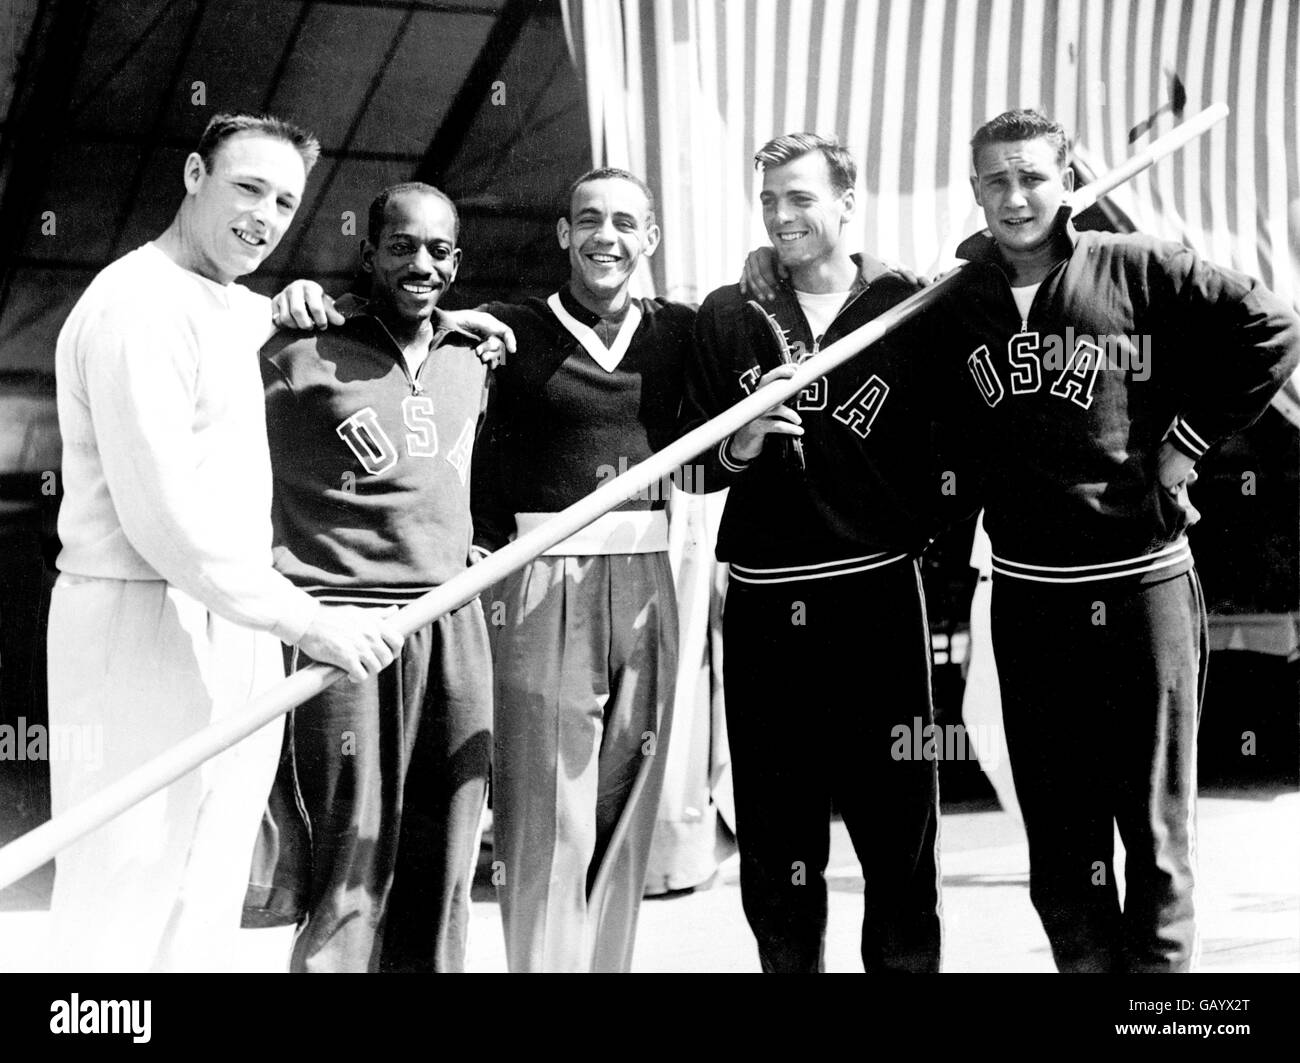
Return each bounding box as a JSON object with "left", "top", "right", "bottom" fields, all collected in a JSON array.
[
  {"left": 0, "top": 104, "right": 1229, "bottom": 892},
  {"left": 1067, "top": 102, "right": 1229, "bottom": 213}
]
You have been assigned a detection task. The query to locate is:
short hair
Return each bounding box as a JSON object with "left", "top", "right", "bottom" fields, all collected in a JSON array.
[
  {"left": 195, "top": 112, "right": 321, "bottom": 175},
  {"left": 754, "top": 133, "right": 857, "bottom": 195},
  {"left": 564, "top": 167, "right": 656, "bottom": 221},
  {"left": 367, "top": 182, "right": 460, "bottom": 245},
  {"left": 971, "top": 109, "right": 1072, "bottom": 173}
]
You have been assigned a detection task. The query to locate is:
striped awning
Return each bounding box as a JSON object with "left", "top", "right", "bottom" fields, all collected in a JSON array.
[{"left": 565, "top": 0, "right": 1297, "bottom": 317}]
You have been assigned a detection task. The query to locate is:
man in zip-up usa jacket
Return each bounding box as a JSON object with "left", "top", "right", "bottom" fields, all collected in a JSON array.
[
  {"left": 252, "top": 183, "right": 493, "bottom": 972},
  {"left": 941, "top": 109, "right": 1300, "bottom": 972},
  {"left": 681, "top": 134, "right": 954, "bottom": 973}
]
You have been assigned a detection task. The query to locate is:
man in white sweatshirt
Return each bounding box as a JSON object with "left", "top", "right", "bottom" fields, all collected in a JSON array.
[{"left": 46, "top": 113, "right": 403, "bottom": 972}]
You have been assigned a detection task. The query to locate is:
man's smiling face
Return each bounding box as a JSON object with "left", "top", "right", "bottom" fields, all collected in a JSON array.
[
  {"left": 760, "top": 150, "right": 855, "bottom": 273},
  {"left": 185, "top": 131, "right": 306, "bottom": 283},
  {"left": 362, "top": 190, "right": 460, "bottom": 328},
  {"left": 971, "top": 136, "right": 1074, "bottom": 257},
  {"left": 558, "top": 177, "right": 659, "bottom": 307}
]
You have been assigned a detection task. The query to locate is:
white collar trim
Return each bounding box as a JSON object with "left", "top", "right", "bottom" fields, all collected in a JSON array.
[{"left": 547, "top": 292, "right": 642, "bottom": 373}]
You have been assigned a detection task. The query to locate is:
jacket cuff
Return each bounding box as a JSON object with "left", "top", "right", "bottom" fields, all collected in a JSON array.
[
  {"left": 1167, "top": 416, "right": 1211, "bottom": 461},
  {"left": 718, "top": 436, "right": 753, "bottom": 474}
]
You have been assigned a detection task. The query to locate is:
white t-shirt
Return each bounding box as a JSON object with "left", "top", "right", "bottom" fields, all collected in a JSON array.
[
  {"left": 1010, "top": 282, "right": 1041, "bottom": 324},
  {"left": 795, "top": 288, "right": 852, "bottom": 344},
  {"left": 405, "top": 347, "right": 429, "bottom": 376}
]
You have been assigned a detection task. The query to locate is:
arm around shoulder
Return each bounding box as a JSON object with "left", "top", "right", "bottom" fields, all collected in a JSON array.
[{"left": 679, "top": 292, "right": 756, "bottom": 493}]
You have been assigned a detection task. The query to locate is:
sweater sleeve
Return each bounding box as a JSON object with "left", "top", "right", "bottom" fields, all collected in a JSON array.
[
  {"left": 1157, "top": 246, "right": 1300, "bottom": 460},
  {"left": 470, "top": 367, "right": 516, "bottom": 552},
  {"left": 82, "top": 308, "right": 319, "bottom": 643},
  {"left": 678, "top": 294, "right": 756, "bottom": 493}
]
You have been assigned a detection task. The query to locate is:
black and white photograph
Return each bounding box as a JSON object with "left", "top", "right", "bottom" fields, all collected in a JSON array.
[{"left": 0, "top": 0, "right": 1296, "bottom": 1046}]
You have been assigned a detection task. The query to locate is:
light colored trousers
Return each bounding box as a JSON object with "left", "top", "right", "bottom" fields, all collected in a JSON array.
[
  {"left": 491, "top": 552, "right": 677, "bottom": 972},
  {"left": 45, "top": 575, "right": 284, "bottom": 972}
]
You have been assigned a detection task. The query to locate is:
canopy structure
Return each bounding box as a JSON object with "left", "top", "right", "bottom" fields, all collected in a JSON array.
[
  {"left": 0, "top": 0, "right": 589, "bottom": 378},
  {"left": 0, "top": 0, "right": 594, "bottom": 863}
]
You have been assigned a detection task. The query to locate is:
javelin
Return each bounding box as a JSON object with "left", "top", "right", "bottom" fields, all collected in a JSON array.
[
  {"left": 1068, "top": 102, "right": 1228, "bottom": 213},
  {"left": 0, "top": 102, "right": 1230, "bottom": 892}
]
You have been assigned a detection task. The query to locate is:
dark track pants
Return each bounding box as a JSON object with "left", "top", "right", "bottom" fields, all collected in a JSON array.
[
  {"left": 991, "top": 570, "right": 1207, "bottom": 973},
  {"left": 723, "top": 559, "right": 942, "bottom": 973},
  {"left": 249, "top": 600, "right": 492, "bottom": 972}
]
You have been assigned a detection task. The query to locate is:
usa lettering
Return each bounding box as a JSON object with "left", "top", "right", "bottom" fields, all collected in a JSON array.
[
  {"left": 794, "top": 376, "right": 827, "bottom": 411},
  {"left": 337, "top": 407, "right": 397, "bottom": 474},
  {"left": 832, "top": 374, "right": 890, "bottom": 438},
  {"left": 337, "top": 400, "right": 476, "bottom": 480},
  {"left": 1049, "top": 338, "right": 1103, "bottom": 409},
  {"left": 786, "top": 339, "right": 828, "bottom": 411},
  {"left": 967, "top": 331, "right": 1103, "bottom": 410},
  {"left": 401, "top": 394, "right": 438, "bottom": 456},
  {"left": 736, "top": 366, "right": 890, "bottom": 436}
]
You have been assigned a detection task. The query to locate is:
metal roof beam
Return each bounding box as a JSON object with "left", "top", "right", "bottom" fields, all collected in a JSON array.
[
  {"left": 305, "top": 0, "right": 501, "bottom": 13},
  {"left": 106, "top": 0, "right": 212, "bottom": 260},
  {"left": 30, "top": 128, "right": 427, "bottom": 163},
  {"left": 67, "top": 0, "right": 186, "bottom": 120},
  {"left": 0, "top": 0, "right": 100, "bottom": 320},
  {"left": 278, "top": 5, "right": 419, "bottom": 267},
  {"left": 259, "top": 2, "right": 316, "bottom": 113},
  {"left": 412, "top": 0, "right": 541, "bottom": 188}
]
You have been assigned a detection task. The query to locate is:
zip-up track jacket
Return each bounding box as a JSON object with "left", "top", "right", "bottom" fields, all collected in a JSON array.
[
  {"left": 681, "top": 258, "right": 962, "bottom": 582},
  {"left": 943, "top": 226, "right": 1300, "bottom": 585},
  {"left": 261, "top": 296, "right": 489, "bottom": 604}
]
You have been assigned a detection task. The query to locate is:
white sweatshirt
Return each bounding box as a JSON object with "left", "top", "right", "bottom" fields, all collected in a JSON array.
[{"left": 54, "top": 242, "right": 319, "bottom": 644}]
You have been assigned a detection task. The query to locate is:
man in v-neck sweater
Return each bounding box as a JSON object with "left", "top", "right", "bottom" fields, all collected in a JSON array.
[{"left": 472, "top": 168, "right": 695, "bottom": 972}]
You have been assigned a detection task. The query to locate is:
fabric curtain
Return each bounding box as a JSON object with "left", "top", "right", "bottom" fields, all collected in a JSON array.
[{"left": 566, "top": 0, "right": 1296, "bottom": 304}]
